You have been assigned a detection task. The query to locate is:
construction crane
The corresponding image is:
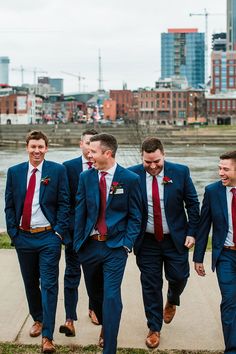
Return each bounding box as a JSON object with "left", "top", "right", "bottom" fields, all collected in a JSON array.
[
  {"left": 189, "top": 8, "right": 224, "bottom": 86},
  {"left": 61, "top": 71, "right": 85, "bottom": 92},
  {"left": 11, "top": 66, "right": 47, "bottom": 85}
]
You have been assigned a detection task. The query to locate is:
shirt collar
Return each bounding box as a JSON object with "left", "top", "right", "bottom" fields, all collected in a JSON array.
[
  {"left": 99, "top": 162, "right": 117, "bottom": 177},
  {"left": 146, "top": 168, "right": 164, "bottom": 179},
  {"left": 82, "top": 155, "right": 89, "bottom": 164},
  {"left": 29, "top": 161, "right": 44, "bottom": 173}
]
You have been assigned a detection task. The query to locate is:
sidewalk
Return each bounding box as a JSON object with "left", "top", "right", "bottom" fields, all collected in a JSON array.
[{"left": 0, "top": 249, "right": 224, "bottom": 351}]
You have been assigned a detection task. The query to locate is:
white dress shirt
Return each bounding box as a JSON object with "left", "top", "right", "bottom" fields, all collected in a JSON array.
[
  {"left": 21, "top": 161, "right": 50, "bottom": 228},
  {"left": 90, "top": 163, "right": 117, "bottom": 235},
  {"left": 82, "top": 155, "right": 92, "bottom": 171},
  {"left": 146, "top": 170, "right": 170, "bottom": 235},
  {"left": 225, "top": 186, "right": 236, "bottom": 246}
]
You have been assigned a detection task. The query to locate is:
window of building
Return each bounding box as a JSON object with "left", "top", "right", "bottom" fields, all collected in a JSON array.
[
  {"left": 146, "top": 101, "right": 148, "bottom": 108},
  {"left": 156, "top": 101, "right": 159, "bottom": 108}
]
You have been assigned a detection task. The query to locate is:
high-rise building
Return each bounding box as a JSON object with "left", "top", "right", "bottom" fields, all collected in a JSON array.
[
  {"left": 161, "top": 29, "right": 205, "bottom": 88},
  {"left": 49, "top": 78, "right": 63, "bottom": 93},
  {"left": 212, "top": 33, "right": 227, "bottom": 51},
  {"left": 227, "top": 0, "right": 236, "bottom": 50},
  {"left": 0, "top": 56, "right": 10, "bottom": 85}
]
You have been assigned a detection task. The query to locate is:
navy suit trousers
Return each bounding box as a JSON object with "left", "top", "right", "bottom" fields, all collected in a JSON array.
[
  {"left": 64, "top": 242, "right": 81, "bottom": 320},
  {"left": 78, "top": 240, "right": 128, "bottom": 354},
  {"left": 15, "top": 230, "right": 61, "bottom": 340},
  {"left": 216, "top": 249, "right": 236, "bottom": 354},
  {"left": 136, "top": 234, "right": 189, "bottom": 332}
]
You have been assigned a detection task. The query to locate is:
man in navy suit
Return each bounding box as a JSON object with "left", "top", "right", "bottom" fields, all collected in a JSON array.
[
  {"left": 194, "top": 151, "right": 236, "bottom": 354},
  {"left": 59, "top": 129, "right": 99, "bottom": 337},
  {"left": 5, "top": 130, "right": 70, "bottom": 353},
  {"left": 129, "top": 137, "right": 199, "bottom": 349},
  {"left": 73, "top": 133, "right": 142, "bottom": 354}
]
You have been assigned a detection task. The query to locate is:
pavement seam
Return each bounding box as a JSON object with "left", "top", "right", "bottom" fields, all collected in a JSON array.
[{"left": 14, "top": 313, "right": 30, "bottom": 343}]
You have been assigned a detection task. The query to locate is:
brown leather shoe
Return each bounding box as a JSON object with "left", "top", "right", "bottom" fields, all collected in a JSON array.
[
  {"left": 163, "top": 301, "right": 176, "bottom": 324},
  {"left": 89, "top": 309, "right": 100, "bottom": 325},
  {"left": 98, "top": 328, "right": 104, "bottom": 348},
  {"left": 42, "top": 337, "right": 55, "bottom": 353},
  {"left": 145, "top": 330, "right": 160, "bottom": 348},
  {"left": 29, "top": 321, "right": 43, "bottom": 337},
  {"left": 59, "top": 320, "right": 75, "bottom": 337}
]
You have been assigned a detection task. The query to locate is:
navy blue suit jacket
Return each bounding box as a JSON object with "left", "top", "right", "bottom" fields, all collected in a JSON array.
[
  {"left": 73, "top": 164, "right": 143, "bottom": 252},
  {"left": 63, "top": 156, "right": 83, "bottom": 232},
  {"left": 193, "top": 181, "right": 229, "bottom": 271},
  {"left": 5, "top": 160, "right": 71, "bottom": 244},
  {"left": 129, "top": 161, "right": 200, "bottom": 254}
]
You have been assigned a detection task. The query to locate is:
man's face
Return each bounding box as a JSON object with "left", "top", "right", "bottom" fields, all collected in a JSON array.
[
  {"left": 88, "top": 141, "right": 110, "bottom": 170},
  {"left": 219, "top": 158, "right": 236, "bottom": 187},
  {"left": 26, "top": 139, "right": 48, "bottom": 167},
  {"left": 80, "top": 134, "right": 94, "bottom": 160},
  {"left": 142, "top": 149, "right": 165, "bottom": 176}
]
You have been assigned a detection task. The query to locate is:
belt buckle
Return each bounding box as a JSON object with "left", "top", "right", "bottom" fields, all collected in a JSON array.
[{"left": 98, "top": 234, "right": 102, "bottom": 241}]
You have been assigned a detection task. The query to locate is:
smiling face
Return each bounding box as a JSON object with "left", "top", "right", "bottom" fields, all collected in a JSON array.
[
  {"left": 88, "top": 140, "right": 113, "bottom": 171},
  {"left": 26, "top": 138, "right": 48, "bottom": 167},
  {"left": 142, "top": 149, "right": 165, "bottom": 176},
  {"left": 218, "top": 158, "right": 236, "bottom": 187}
]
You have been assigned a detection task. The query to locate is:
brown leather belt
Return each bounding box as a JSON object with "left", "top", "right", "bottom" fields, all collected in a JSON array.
[
  {"left": 224, "top": 245, "right": 236, "bottom": 251},
  {"left": 19, "top": 226, "right": 52, "bottom": 234},
  {"left": 90, "top": 234, "right": 107, "bottom": 241}
]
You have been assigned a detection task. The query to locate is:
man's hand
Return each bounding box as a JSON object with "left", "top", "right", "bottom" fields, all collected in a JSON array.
[
  {"left": 184, "top": 236, "right": 195, "bottom": 249},
  {"left": 194, "top": 262, "right": 206, "bottom": 276}
]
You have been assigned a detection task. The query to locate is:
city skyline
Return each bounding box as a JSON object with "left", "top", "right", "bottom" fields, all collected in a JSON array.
[{"left": 0, "top": 0, "right": 226, "bottom": 93}]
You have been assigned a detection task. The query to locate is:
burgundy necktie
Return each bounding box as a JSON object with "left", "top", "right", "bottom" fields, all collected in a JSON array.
[
  {"left": 231, "top": 188, "right": 236, "bottom": 244},
  {"left": 152, "top": 176, "right": 163, "bottom": 241},
  {"left": 87, "top": 161, "right": 93, "bottom": 169},
  {"left": 95, "top": 172, "right": 108, "bottom": 235},
  {"left": 21, "top": 168, "right": 37, "bottom": 230}
]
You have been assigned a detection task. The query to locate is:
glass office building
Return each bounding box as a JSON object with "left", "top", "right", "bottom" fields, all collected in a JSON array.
[
  {"left": 161, "top": 29, "right": 205, "bottom": 88},
  {"left": 227, "top": 0, "right": 236, "bottom": 50},
  {"left": 0, "top": 56, "right": 10, "bottom": 85}
]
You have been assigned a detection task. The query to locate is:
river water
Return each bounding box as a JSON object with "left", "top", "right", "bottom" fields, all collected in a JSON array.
[{"left": 0, "top": 144, "right": 225, "bottom": 230}]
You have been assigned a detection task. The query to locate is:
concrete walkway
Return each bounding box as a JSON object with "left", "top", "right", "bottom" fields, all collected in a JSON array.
[{"left": 0, "top": 249, "right": 224, "bottom": 352}]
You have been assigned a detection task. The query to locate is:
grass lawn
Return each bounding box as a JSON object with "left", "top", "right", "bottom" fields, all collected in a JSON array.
[
  {"left": 0, "top": 232, "right": 13, "bottom": 249},
  {"left": 0, "top": 343, "right": 223, "bottom": 354}
]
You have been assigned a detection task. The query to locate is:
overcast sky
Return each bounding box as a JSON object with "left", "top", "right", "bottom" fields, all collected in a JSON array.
[{"left": 0, "top": 0, "right": 226, "bottom": 93}]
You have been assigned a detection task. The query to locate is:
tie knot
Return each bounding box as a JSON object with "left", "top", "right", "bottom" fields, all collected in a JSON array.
[
  {"left": 32, "top": 168, "right": 37, "bottom": 174},
  {"left": 87, "top": 161, "right": 93, "bottom": 169},
  {"left": 231, "top": 188, "right": 236, "bottom": 196},
  {"left": 100, "top": 171, "right": 107, "bottom": 178}
]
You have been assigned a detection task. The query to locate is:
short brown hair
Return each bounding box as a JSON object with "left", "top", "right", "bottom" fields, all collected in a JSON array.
[
  {"left": 141, "top": 137, "right": 164, "bottom": 154},
  {"left": 81, "top": 129, "right": 98, "bottom": 138},
  {"left": 90, "top": 133, "right": 118, "bottom": 157},
  {"left": 220, "top": 150, "right": 236, "bottom": 163},
  {"left": 26, "top": 130, "right": 49, "bottom": 146}
]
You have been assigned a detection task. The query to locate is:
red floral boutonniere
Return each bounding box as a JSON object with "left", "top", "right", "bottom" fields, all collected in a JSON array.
[
  {"left": 41, "top": 176, "right": 50, "bottom": 185},
  {"left": 110, "top": 181, "right": 123, "bottom": 194},
  {"left": 162, "top": 176, "right": 173, "bottom": 185}
]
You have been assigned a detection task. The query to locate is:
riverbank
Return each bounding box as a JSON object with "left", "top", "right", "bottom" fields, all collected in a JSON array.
[{"left": 1, "top": 123, "right": 236, "bottom": 146}]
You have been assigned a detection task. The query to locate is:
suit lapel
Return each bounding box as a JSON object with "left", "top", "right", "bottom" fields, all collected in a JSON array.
[
  {"left": 163, "top": 161, "right": 172, "bottom": 207},
  {"left": 106, "top": 164, "right": 123, "bottom": 208},
  {"left": 91, "top": 169, "right": 100, "bottom": 209},
  {"left": 139, "top": 166, "right": 148, "bottom": 211},
  {"left": 218, "top": 182, "right": 228, "bottom": 223},
  {"left": 19, "top": 162, "right": 29, "bottom": 201},
  {"left": 40, "top": 160, "right": 50, "bottom": 201}
]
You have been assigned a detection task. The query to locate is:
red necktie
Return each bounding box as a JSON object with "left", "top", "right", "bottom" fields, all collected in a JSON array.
[
  {"left": 21, "top": 168, "right": 37, "bottom": 230},
  {"left": 152, "top": 176, "right": 163, "bottom": 241},
  {"left": 87, "top": 161, "right": 93, "bottom": 169},
  {"left": 231, "top": 188, "right": 236, "bottom": 244},
  {"left": 95, "top": 172, "right": 108, "bottom": 235}
]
